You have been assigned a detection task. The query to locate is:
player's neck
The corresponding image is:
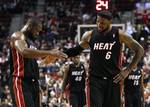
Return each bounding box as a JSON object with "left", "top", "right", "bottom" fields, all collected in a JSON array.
[
  {"left": 100, "top": 26, "right": 112, "bottom": 35},
  {"left": 21, "top": 30, "right": 30, "bottom": 35},
  {"left": 133, "top": 67, "right": 137, "bottom": 71},
  {"left": 21, "top": 27, "right": 31, "bottom": 36},
  {"left": 21, "top": 26, "right": 36, "bottom": 41},
  {"left": 21, "top": 30, "right": 35, "bottom": 42},
  {"left": 74, "top": 62, "right": 80, "bottom": 67},
  {"left": 21, "top": 25, "right": 29, "bottom": 33}
]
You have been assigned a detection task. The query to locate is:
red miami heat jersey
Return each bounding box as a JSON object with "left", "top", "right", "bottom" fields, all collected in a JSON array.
[{"left": 9, "top": 37, "right": 39, "bottom": 79}]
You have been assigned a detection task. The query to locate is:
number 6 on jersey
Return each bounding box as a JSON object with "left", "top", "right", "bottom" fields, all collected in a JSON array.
[{"left": 105, "top": 51, "right": 112, "bottom": 59}]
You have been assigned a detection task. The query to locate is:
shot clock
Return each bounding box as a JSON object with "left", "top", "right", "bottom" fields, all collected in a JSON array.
[{"left": 96, "top": 0, "right": 109, "bottom": 11}]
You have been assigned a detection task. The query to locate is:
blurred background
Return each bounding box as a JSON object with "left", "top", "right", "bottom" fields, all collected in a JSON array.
[{"left": 0, "top": 0, "right": 149, "bottom": 107}]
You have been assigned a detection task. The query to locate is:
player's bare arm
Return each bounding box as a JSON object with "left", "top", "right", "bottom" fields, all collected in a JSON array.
[
  {"left": 113, "top": 30, "right": 144, "bottom": 83},
  {"left": 59, "top": 64, "right": 70, "bottom": 102},
  {"left": 61, "top": 64, "right": 70, "bottom": 92},
  {"left": 11, "top": 32, "right": 67, "bottom": 59},
  {"left": 141, "top": 69, "right": 145, "bottom": 107},
  {"left": 119, "top": 30, "right": 144, "bottom": 70},
  {"left": 79, "top": 30, "right": 93, "bottom": 49},
  {"left": 64, "top": 30, "right": 92, "bottom": 57}
]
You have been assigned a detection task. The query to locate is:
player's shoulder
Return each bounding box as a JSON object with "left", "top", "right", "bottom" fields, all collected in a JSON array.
[
  {"left": 118, "top": 29, "right": 124, "bottom": 35},
  {"left": 118, "top": 28, "right": 134, "bottom": 43},
  {"left": 118, "top": 29, "right": 132, "bottom": 37},
  {"left": 11, "top": 31, "right": 25, "bottom": 40},
  {"left": 83, "top": 30, "right": 93, "bottom": 36},
  {"left": 82, "top": 30, "right": 93, "bottom": 42}
]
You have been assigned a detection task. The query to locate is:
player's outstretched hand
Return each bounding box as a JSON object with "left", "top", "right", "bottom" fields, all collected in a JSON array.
[
  {"left": 113, "top": 67, "right": 130, "bottom": 84},
  {"left": 41, "top": 56, "right": 58, "bottom": 65},
  {"left": 41, "top": 49, "right": 68, "bottom": 65},
  {"left": 49, "top": 49, "right": 68, "bottom": 59}
]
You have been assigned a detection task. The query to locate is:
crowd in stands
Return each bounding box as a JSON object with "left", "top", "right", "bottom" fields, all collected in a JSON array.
[{"left": 0, "top": 0, "right": 150, "bottom": 107}]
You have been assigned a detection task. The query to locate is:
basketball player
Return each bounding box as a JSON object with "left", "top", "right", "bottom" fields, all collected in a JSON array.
[
  {"left": 124, "top": 65, "right": 145, "bottom": 107},
  {"left": 60, "top": 56, "right": 86, "bottom": 107},
  {"left": 9, "top": 18, "right": 67, "bottom": 107},
  {"left": 62, "top": 11, "right": 144, "bottom": 107}
]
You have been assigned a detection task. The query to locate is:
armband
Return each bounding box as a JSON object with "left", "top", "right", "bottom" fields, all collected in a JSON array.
[{"left": 63, "top": 45, "right": 84, "bottom": 57}]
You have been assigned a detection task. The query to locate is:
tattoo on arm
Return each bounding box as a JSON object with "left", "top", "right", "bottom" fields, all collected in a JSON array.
[
  {"left": 119, "top": 30, "right": 144, "bottom": 71},
  {"left": 127, "top": 40, "right": 144, "bottom": 71}
]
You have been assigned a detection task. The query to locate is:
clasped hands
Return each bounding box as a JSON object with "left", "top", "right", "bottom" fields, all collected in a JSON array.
[{"left": 41, "top": 49, "right": 68, "bottom": 65}]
